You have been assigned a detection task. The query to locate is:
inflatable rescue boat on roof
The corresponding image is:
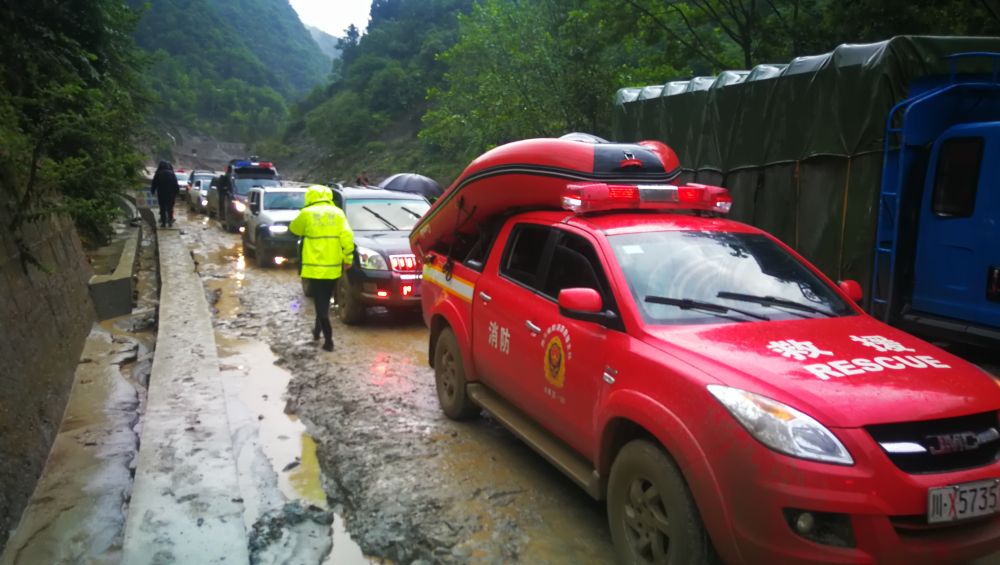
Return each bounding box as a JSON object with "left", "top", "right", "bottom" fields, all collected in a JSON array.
[{"left": 410, "top": 134, "right": 683, "bottom": 257}]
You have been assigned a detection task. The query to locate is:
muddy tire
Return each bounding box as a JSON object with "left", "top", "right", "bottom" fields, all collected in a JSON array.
[
  {"left": 608, "top": 440, "right": 710, "bottom": 565},
  {"left": 242, "top": 230, "right": 255, "bottom": 258},
  {"left": 256, "top": 241, "right": 271, "bottom": 268},
  {"left": 336, "top": 276, "right": 364, "bottom": 325},
  {"left": 433, "top": 328, "right": 479, "bottom": 420}
]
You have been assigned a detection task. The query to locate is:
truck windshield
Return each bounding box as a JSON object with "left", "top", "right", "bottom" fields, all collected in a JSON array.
[
  {"left": 609, "top": 230, "right": 853, "bottom": 325},
  {"left": 345, "top": 198, "right": 430, "bottom": 231},
  {"left": 263, "top": 191, "right": 305, "bottom": 210},
  {"left": 234, "top": 177, "right": 279, "bottom": 196}
]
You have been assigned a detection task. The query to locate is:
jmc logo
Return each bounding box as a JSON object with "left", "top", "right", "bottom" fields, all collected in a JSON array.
[{"left": 926, "top": 432, "right": 983, "bottom": 455}]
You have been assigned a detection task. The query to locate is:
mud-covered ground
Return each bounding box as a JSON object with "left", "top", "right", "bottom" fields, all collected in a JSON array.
[{"left": 175, "top": 208, "right": 614, "bottom": 564}]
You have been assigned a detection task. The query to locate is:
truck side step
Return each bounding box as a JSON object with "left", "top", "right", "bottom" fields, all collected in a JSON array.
[{"left": 466, "top": 383, "right": 604, "bottom": 500}]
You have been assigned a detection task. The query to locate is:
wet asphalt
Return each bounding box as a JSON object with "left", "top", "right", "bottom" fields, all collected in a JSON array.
[{"left": 173, "top": 205, "right": 1000, "bottom": 565}]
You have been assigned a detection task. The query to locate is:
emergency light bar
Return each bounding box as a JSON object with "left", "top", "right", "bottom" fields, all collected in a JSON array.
[
  {"left": 561, "top": 182, "right": 732, "bottom": 214},
  {"left": 232, "top": 160, "right": 275, "bottom": 169}
]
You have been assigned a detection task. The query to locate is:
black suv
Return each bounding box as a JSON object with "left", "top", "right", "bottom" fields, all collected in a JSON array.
[
  {"left": 331, "top": 186, "right": 431, "bottom": 324},
  {"left": 217, "top": 159, "right": 280, "bottom": 232}
]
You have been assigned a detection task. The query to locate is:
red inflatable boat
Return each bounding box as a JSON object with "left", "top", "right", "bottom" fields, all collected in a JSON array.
[{"left": 410, "top": 135, "right": 683, "bottom": 257}]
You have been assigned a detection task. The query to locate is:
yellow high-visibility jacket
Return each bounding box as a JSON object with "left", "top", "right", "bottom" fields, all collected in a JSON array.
[{"left": 290, "top": 185, "right": 355, "bottom": 280}]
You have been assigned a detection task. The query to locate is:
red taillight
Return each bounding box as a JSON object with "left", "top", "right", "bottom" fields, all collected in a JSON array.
[
  {"left": 389, "top": 254, "right": 419, "bottom": 272},
  {"left": 402, "top": 284, "right": 413, "bottom": 296},
  {"left": 376, "top": 290, "right": 389, "bottom": 298}
]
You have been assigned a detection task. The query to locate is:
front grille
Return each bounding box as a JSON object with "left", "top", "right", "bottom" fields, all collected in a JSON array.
[
  {"left": 389, "top": 254, "right": 419, "bottom": 273},
  {"left": 867, "top": 411, "right": 1000, "bottom": 474}
]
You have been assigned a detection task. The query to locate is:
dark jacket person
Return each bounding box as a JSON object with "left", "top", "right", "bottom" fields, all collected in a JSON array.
[
  {"left": 150, "top": 161, "right": 179, "bottom": 227},
  {"left": 290, "top": 185, "right": 355, "bottom": 351}
]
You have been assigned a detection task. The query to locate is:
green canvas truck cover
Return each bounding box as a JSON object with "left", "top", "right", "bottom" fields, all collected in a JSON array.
[{"left": 612, "top": 36, "right": 1000, "bottom": 290}]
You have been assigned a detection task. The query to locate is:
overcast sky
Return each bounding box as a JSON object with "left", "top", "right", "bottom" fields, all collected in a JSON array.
[{"left": 289, "top": 0, "right": 373, "bottom": 37}]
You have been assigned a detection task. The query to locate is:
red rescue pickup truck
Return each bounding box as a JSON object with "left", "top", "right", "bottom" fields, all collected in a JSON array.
[{"left": 412, "top": 137, "right": 1000, "bottom": 564}]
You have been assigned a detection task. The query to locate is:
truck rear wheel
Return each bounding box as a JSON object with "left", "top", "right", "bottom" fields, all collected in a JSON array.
[
  {"left": 433, "top": 328, "right": 479, "bottom": 420},
  {"left": 608, "top": 440, "right": 710, "bottom": 565}
]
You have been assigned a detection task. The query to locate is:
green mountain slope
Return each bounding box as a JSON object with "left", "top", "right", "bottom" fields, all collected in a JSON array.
[
  {"left": 206, "top": 0, "right": 330, "bottom": 93},
  {"left": 307, "top": 25, "right": 342, "bottom": 60},
  {"left": 131, "top": 0, "right": 329, "bottom": 143}
]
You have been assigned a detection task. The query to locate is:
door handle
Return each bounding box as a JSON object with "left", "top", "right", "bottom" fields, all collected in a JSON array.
[
  {"left": 525, "top": 320, "right": 541, "bottom": 333},
  {"left": 479, "top": 291, "right": 492, "bottom": 303}
]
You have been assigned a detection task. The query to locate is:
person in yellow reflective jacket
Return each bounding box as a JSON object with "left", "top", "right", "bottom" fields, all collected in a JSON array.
[{"left": 290, "top": 185, "right": 355, "bottom": 351}]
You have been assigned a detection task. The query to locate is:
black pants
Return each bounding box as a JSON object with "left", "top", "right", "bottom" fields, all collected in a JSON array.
[
  {"left": 308, "top": 278, "right": 337, "bottom": 344},
  {"left": 158, "top": 193, "right": 176, "bottom": 226}
]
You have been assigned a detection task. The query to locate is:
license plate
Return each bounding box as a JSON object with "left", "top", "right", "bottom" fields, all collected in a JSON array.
[{"left": 927, "top": 479, "right": 1000, "bottom": 523}]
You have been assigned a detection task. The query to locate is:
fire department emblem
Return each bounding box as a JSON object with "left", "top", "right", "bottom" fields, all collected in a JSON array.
[{"left": 544, "top": 336, "right": 566, "bottom": 388}]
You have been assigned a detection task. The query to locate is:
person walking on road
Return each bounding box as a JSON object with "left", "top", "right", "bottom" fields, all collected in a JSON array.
[
  {"left": 290, "top": 185, "right": 355, "bottom": 351},
  {"left": 150, "top": 160, "right": 179, "bottom": 227}
]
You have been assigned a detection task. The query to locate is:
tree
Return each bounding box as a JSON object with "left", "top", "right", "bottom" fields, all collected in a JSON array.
[{"left": 0, "top": 0, "right": 149, "bottom": 246}]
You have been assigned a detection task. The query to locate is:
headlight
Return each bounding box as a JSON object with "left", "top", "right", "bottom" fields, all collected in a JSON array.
[
  {"left": 268, "top": 224, "right": 288, "bottom": 234},
  {"left": 356, "top": 246, "right": 388, "bottom": 270},
  {"left": 707, "top": 385, "right": 853, "bottom": 465},
  {"left": 233, "top": 200, "right": 247, "bottom": 212}
]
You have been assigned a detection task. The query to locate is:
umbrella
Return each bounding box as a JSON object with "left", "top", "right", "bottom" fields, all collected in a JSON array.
[{"left": 378, "top": 173, "right": 444, "bottom": 200}]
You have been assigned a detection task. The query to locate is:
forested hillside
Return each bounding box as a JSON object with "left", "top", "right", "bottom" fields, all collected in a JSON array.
[
  {"left": 130, "top": 0, "right": 328, "bottom": 143},
  {"left": 307, "top": 26, "right": 343, "bottom": 60},
  {"left": 1, "top": 0, "right": 147, "bottom": 243},
  {"left": 288, "top": 0, "right": 1000, "bottom": 187},
  {"left": 281, "top": 0, "right": 473, "bottom": 184}
]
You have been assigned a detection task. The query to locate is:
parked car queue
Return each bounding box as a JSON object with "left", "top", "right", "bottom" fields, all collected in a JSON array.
[{"left": 185, "top": 174, "right": 433, "bottom": 325}]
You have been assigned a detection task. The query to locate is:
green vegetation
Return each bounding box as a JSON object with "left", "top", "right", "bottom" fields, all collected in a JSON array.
[
  {"left": 131, "top": 0, "right": 330, "bottom": 143},
  {"left": 286, "top": 0, "right": 1000, "bottom": 187},
  {"left": 0, "top": 0, "right": 148, "bottom": 246},
  {"left": 286, "top": 0, "right": 473, "bottom": 184}
]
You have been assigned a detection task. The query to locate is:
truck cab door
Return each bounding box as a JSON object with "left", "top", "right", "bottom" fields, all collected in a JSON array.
[
  {"left": 527, "top": 227, "right": 616, "bottom": 458},
  {"left": 912, "top": 123, "right": 1000, "bottom": 330}
]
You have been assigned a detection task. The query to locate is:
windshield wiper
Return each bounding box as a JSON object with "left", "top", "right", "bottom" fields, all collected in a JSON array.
[
  {"left": 716, "top": 291, "right": 835, "bottom": 317},
  {"left": 400, "top": 206, "right": 424, "bottom": 219},
  {"left": 644, "top": 295, "right": 770, "bottom": 321},
  {"left": 361, "top": 206, "right": 398, "bottom": 230}
]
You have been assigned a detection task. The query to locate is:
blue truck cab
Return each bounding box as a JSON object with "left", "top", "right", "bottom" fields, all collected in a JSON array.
[{"left": 873, "top": 53, "right": 1000, "bottom": 345}]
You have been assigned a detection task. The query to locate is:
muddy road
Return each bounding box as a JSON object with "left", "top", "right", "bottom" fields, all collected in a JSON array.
[{"left": 175, "top": 208, "right": 615, "bottom": 564}]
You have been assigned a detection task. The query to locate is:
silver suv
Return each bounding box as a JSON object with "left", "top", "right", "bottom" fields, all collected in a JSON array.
[{"left": 242, "top": 186, "right": 307, "bottom": 268}]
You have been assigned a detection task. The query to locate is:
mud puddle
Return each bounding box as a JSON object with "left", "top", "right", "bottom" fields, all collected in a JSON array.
[{"left": 217, "top": 335, "right": 374, "bottom": 564}]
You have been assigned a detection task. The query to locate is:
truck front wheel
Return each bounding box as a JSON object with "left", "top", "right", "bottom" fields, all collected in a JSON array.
[
  {"left": 608, "top": 440, "right": 711, "bottom": 565},
  {"left": 433, "top": 328, "right": 479, "bottom": 420}
]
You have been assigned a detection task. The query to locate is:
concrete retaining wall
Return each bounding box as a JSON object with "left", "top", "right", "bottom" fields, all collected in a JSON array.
[
  {"left": 88, "top": 225, "right": 141, "bottom": 320},
  {"left": 0, "top": 211, "right": 95, "bottom": 551}
]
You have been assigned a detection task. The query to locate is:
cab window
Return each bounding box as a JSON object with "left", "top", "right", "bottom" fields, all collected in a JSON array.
[
  {"left": 501, "top": 224, "right": 551, "bottom": 289},
  {"left": 932, "top": 137, "right": 983, "bottom": 217},
  {"left": 542, "top": 231, "right": 610, "bottom": 302}
]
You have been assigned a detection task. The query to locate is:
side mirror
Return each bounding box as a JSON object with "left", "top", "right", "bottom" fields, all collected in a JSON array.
[
  {"left": 464, "top": 259, "right": 484, "bottom": 272},
  {"left": 249, "top": 202, "right": 260, "bottom": 215},
  {"left": 558, "top": 288, "right": 617, "bottom": 325},
  {"left": 838, "top": 279, "right": 863, "bottom": 303}
]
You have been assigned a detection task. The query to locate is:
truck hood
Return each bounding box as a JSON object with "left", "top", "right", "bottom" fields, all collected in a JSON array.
[
  {"left": 643, "top": 315, "right": 1000, "bottom": 428},
  {"left": 355, "top": 231, "right": 414, "bottom": 256},
  {"left": 261, "top": 210, "right": 299, "bottom": 224}
]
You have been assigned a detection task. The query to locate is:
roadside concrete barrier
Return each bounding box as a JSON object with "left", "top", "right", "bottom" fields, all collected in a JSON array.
[
  {"left": 122, "top": 230, "right": 248, "bottom": 562},
  {"left": 88, "top": 225, "right": 141, "bottom": 320}
]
